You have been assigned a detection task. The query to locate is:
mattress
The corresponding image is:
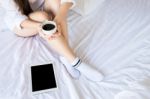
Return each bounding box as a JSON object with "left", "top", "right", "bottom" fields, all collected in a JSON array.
[{"left": 0, "top": 0, "right": 150, "bottom": 99}]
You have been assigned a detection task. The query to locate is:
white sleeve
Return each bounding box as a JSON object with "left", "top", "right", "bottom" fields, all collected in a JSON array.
[
  {"left": 60, "top": 0, "right": 76, "bottom": 9},
  {"left": 4, "top": 11, "right": 28, "bottom": 31},
  {"left": 2, "top": 0, "right": 28, "bottom": 31}
]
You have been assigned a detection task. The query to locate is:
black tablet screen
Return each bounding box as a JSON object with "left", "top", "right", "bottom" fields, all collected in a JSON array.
[{"left": 31, "top": 63, "right": 57, "bottom": 92}]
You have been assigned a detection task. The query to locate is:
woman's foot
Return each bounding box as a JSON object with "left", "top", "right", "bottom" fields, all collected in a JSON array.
[
  {"left": 60, "top": 57, "right": 81, "bottom": 79},
  {"left": 60, "top": 57, "right": 104, "bottom": 82},
  {"left": 76, "top": 62, "right": 104, "bottom": 82}
]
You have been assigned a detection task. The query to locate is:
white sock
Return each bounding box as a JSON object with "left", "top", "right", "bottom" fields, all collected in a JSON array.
[
  {"left": 76, "top": 62, "right": 104, "bottom": 82},
  {"left": 71, "top": 57, "right": 82, "bottom": 68},
  {"left": 71, "top": 57, "right": 80, "bottom": 66},
  {"left": 59, "top": 56, "right": 81, "bottom": 79},
  {"left": 60, "top": 56, "right": 104, "bottom": 82}
]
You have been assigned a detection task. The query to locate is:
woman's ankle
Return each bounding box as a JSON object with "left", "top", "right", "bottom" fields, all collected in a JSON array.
[{"left": 60, "top": 56, "right": 81, "bottom": 67}]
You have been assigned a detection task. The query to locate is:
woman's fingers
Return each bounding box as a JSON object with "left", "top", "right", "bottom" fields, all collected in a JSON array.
[
  {"left": 38, "top": 26, "right": 44, "bottom": 37},
  {"left": 57, "top": 25, "right": 62, "bottom": 33},
  {"left": 52, "top": 32, "right": 61, "bottom": 37},
  {"left": 39, "top": 23, "right": 62, "bottom": 41},
  {"left": 39, "top": 30, "right": 48, "bottom": 39},
  {"left": 38, "top": 26, "right": 49, "bottom": 39},
  {"left": 39, "top": 31, "right": 45, "bottom": 38}
]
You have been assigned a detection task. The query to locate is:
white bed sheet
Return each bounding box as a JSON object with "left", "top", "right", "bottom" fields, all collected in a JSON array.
[{"left": 0, "top": 0, "right": 150, "bottom": 99}]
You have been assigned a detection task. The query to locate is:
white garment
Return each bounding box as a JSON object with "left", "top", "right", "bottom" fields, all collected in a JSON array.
[{"left": 0, "top": 0, "right": 76, "bottom": 31}]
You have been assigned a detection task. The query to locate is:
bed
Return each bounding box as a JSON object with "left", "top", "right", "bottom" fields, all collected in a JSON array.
[{"left": 0, "top": 0, "right": 150, "bottom": 99}]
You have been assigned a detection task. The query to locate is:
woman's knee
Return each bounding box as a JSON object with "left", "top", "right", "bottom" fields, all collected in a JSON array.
[{"left": 29, "top": 11, "right": 51, "bottom": 22}]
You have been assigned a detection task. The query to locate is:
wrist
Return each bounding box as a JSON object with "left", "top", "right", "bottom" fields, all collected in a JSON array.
[{"left": 36, "top": 22, "right": 42, "bottom": 31}]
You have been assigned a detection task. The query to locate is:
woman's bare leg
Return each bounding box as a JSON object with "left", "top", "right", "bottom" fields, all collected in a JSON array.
[
  {"left": 43, "top": 0, "right": 69, "bottom": 43},
  {"left": 46, "top": 35, "right": 76, "bottom": 63},
  {"left": 31, "top": 3, "right": 104, "bottom": 81},
  {"left": 43, "top": 0, "right": 60, "bottom": 15},
  {"left": 43, "top": 33, "right": 104, "bottom": 81}
]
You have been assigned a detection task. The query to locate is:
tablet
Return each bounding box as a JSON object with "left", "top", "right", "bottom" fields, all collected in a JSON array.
[{"left": 29, "top": 61, "right": 58, "bottom": 95}]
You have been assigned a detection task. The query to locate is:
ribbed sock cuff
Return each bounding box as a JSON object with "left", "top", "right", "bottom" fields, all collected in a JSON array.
[{"left": 71, "top": 57, "right": 82, "bottom": 68}]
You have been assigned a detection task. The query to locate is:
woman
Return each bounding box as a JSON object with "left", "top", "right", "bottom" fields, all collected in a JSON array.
[{"left": 1, "top": 0, "right": 104, "bottom": 81}]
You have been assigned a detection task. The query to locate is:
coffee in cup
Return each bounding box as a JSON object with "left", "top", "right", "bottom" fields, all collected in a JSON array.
[{"left": 42, "top": 21, "right": 57, "bottom": 36}]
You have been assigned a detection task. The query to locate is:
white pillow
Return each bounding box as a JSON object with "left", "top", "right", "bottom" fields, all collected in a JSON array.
[{"left": 73, "top": 0, "right": 105, "bottom": 15}]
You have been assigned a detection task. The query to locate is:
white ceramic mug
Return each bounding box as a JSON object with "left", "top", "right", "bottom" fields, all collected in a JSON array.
[{"left": 42, "top": 21, "right": 57, "bottom": 36}]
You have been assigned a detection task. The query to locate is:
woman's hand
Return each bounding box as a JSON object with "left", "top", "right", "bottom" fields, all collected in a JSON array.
[{"left": 39, "top": 25, "right": 61, "bottom": 41}]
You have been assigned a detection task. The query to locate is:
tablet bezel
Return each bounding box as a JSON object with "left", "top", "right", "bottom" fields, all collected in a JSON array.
[{"left": 28, "top": 61, "right": 58, "bottom": 95}]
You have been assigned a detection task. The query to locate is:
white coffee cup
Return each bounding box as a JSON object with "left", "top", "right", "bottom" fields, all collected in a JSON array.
[{"left": 42, "top": 21, "right": 57, "bottom": 36}]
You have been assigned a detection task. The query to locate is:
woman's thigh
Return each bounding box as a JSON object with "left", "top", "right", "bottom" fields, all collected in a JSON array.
[
  {"left": 43, "top": 0, "right": 60, "bottom": 15},
  {"left": 29, "top": 11, "right": 52, "bottom": 22}
]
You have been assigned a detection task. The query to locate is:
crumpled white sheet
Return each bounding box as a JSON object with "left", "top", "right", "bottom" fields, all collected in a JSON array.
[
  {"left": 114, "top": 90, "right": 143, "bottom": 99},
  {"left": 0, "top": 0, "right": 150, "bottom": 99}
]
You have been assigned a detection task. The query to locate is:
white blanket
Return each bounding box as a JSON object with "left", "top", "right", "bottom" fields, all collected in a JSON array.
[{"left": 0, "top": 0, "right": 150, "bottom": 99}]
